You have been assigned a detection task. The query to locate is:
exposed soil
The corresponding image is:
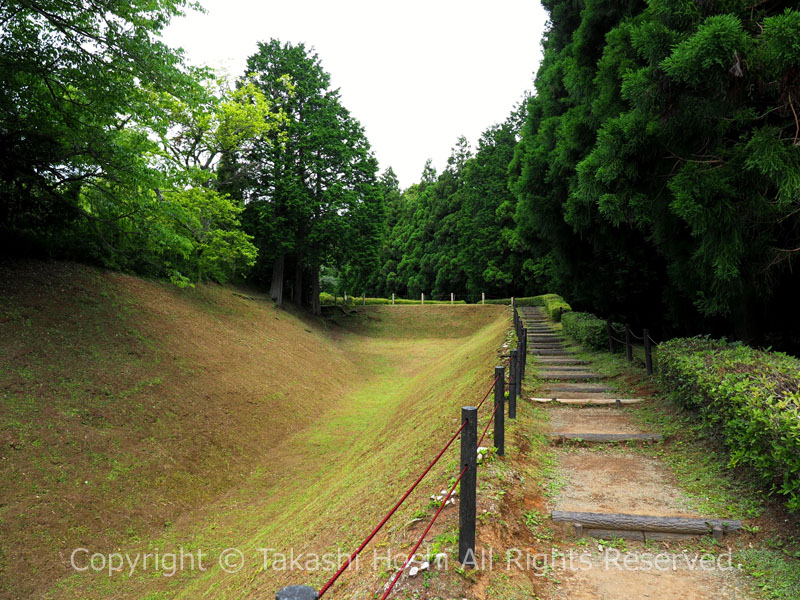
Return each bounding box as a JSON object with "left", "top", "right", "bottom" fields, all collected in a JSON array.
[
  {"left": 548, "top": 407, "right": 648, "bottom": 435},
  {"left": 554, "top": 450, "right": 698, "bottom": 516}
]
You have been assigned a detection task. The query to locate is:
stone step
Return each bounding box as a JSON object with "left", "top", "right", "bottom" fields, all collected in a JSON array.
[
  {"left": 543, "top": 384, "right": 613, "bottom": 393},
  {"left": 537, "top": 358, "right": 589, "bottom": 365},
  {"left": 549, "top": 432, "right": 663, "bottom": 443},
  {"left": 532, "top": 397, "right": 645, "bottom": 406},
  {"left": 539, "top": 372, "right": 606, "bottom": 381}
]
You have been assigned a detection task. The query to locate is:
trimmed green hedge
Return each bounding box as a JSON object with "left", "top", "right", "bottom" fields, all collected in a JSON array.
[
  {"left": 484, "top": 293, "right": 572, "bottom": 321},
  {"left": 541, "top": 294, "right": 571, "bottom": 322},
  {"left": 659, "top": 337, "right": 800, "bottom": 512},
  {"left": 562, "top": 311, "right": 608, "bottom": 349}
]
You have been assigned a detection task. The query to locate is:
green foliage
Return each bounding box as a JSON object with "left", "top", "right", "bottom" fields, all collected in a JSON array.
[
  {"left": 658, "top": 338, "right": 800, "bottom": 512},
  {"left": 509, "top": 0, "right": 800, "bottom": 348},
  {"left": 0, "top": 1, "right": 273, "bottom": 286},
  {"left": 562, "top": 311, "right": 608, "bottom": 349},
  {"left": 366, "top": 101, "right": 530, "bottom": 302},
  {"left": 233, "top": 40, "right": 383, "bottom": 310},
  {"left": 483, "top": 292, "right": 570, "bottom": 320},
  {"left": 541, "top": 293, "right": 571, "bottom": 322}
]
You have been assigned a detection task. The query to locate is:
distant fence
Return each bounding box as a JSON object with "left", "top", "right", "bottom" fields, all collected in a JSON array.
[{"left": 276, "top": 303, "right": 529, "bottom": 600}]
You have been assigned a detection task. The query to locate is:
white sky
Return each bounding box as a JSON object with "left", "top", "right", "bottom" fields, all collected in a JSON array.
[{"left": 163, "top": 0, "right": 548, "bottom": 189}]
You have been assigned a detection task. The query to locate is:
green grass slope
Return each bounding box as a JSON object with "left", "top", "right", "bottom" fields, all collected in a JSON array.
[{"left": 0, "top": 260, "right": 508, "bottom": 599}]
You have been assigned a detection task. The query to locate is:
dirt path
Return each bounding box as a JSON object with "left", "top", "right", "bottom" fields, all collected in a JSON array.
[{"left": 518, "top": 306, "right": 755, "bottom": 600}]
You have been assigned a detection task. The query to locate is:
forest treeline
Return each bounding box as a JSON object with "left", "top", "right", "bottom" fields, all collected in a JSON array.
[
  {"left": 3, "top": 1, "right": 800, "bottom": 347},
  {"left": 366, "top": 0, "right": 800, "bottom": 349}
]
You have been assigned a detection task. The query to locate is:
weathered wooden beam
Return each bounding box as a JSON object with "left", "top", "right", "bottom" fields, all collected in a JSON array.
[
  {"left": 552, "top": 511, "right": 742, "bottom": 537},
  {"left": 549, "top": 432, "right": 663, "bottom": 443},
  {"left": 531, "top": 398, "right": 644, "bottom": 405}
]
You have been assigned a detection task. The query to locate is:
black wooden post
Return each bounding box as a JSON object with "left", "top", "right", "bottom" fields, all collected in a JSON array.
[
  {"left": 606, "top": 320, "right": 615, "bottom": 353},
  {"left": 625, "top": 326, "right": 633, "bottom": 363},
  {"left": 508, "top": 349, "right": 517, "bottom": 419},
  {"left": 521, "top": 328, "right": 527, "bottom": 379},
  {"left": 494, "top": 366, "right": 505, "bottom": 455},
  {"left": 276, "top": 586, "right": 318, "bottom": 600},
  {"left": 458, "top": 406, "right": 478, "bottom": 566},
  {"left": 643, "top": 329, "right": 653, "bottom": 375}
]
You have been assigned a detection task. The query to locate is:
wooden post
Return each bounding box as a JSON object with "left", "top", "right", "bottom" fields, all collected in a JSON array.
[
  {"left": 516, "top": 342, "right": 523, "bottom": 398},
  {"left": 392, "top": 293, "right": 395, "bottom": 305},
  {"left": 458, "top": 406, "right": 478, "bottom": 567},
  {"left": 451, "top": 292, "right": 454, "bottom": 305},
  {"left": 606, "top": 320, "right": 615, "bottom": 353},
  {"left": 508, "top": 349, "right": 517, "bottom": 419},
  {"left": 276, "top": 586, "right": 318, "bottom": 600},
  {"left": 362, "top": 292, "right": 365, "bottom": 306},
  {"left": 481, "top": 292, "right": 485, "bottom": 305},
  {"left": 494, "top": 366, "right": 505, "bottom": 454},
  {"left": 521, "top": 328, "right": 527, "bottom": 379},
  {"left": 625, "top": 326, "right": 633, "bottom": 363},
  {"left": 421, "top": 293, "right": 424, "bottom": 305},
  {"left": 643, "top": 329, "right": 653, "bottom": 375}
]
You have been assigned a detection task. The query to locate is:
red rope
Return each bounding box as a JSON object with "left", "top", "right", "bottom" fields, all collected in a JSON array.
[
  {"left": 380, "top": 465, "right": 468, "bottom": 600},
  {"left": 477, "top": 401, "right": 499, "bottom": 448},
  {"left": 476, "top": 373, "right": 501, "bottom": 409},
  {"left": 317, "top": 419, "right": 468, "bottom": 597}
]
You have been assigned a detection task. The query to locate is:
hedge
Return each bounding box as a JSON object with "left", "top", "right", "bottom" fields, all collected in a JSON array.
[
  {"left": 484, "top": 293, "right": 572, "bottom": 321},
  {"left": 562, "top": 311, "right": 608, "bottom": 349},
  {"left": 658, "top": 337, "right": 800, "bottom": 512}
]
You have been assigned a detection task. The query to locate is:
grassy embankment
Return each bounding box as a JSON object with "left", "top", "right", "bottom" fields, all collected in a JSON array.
[{"left": 0, "top": 260, "right": 508, "bottom": 599}]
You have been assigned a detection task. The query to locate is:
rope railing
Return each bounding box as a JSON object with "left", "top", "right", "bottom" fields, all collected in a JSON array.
[
  {"left": 477, "top": 401, "right": 500, "bottom": 448},
  {"left": 379, "top": 465, "right": 468, "bottom": 600},
  {"left": 277, "top": 304, "right": 528, "bottom": 600},
  {"left": 476, "top": 373, "right": 502, "bottom": 410},
  {"left": 317, "top": 418, "right": 469, "bottom": 597}
]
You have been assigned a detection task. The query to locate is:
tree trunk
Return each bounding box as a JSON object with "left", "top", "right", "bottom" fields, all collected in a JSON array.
[
  {"left": 270, "top": 254, "right": 285, "bottom": 306},
  {"left": 311, "top": 264, "right": 321, "bottom": 316},
  {"left": 294, "top": 252, "right": 304, "bottom": 307}
]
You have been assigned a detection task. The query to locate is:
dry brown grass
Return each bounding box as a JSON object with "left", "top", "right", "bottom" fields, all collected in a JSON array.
[{"left": 0, "top": 260, "right": 508, "bottom": 599}]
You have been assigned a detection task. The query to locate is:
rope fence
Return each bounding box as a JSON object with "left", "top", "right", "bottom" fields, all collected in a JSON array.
[
  {"left": 380, "top": 466, "right": 468, "bottom": 600},
  {"left": 604, "top": 320, "right": 660, "bottom": 375},
  {"left": 276, "top": 301, "right": 528, "bottom": 600}
]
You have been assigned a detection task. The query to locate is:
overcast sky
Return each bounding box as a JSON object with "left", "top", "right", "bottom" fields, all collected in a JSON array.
[{"left": 163, "top": 0, "right": 548, "bottom": 189}]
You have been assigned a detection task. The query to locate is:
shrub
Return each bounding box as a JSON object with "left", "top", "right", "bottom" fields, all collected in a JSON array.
[
  {"left": 540, "top": 294, "right": 571, "bottom": 321},
  {"left": 485, "top": 293, "right": 572, "bottom": 321},
  {"left": 562, "top": 311, "right": 608, "bottom": 349},
  {"left": 658, "top": 337, "right": 800, "bottom": 512}
]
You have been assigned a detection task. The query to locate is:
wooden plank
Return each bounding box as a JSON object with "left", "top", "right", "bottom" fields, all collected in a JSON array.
[
  {"left": 543, "top": 385, "right": 612, "bottom": 393},
  {"left": 531, "top": 398, "right": 644, "bottom": 405},
  {"left": 551, "top": 511, "right": 742, "bottom": 535},
  {"left": 550, "top": 432, "right": 663, "bottom": 442},
  {"left": 539, "top": 372, "right": 605, "bottom": 380},
  {"left": 537, "top": 359, "right": 589, "bottom": 365}
]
